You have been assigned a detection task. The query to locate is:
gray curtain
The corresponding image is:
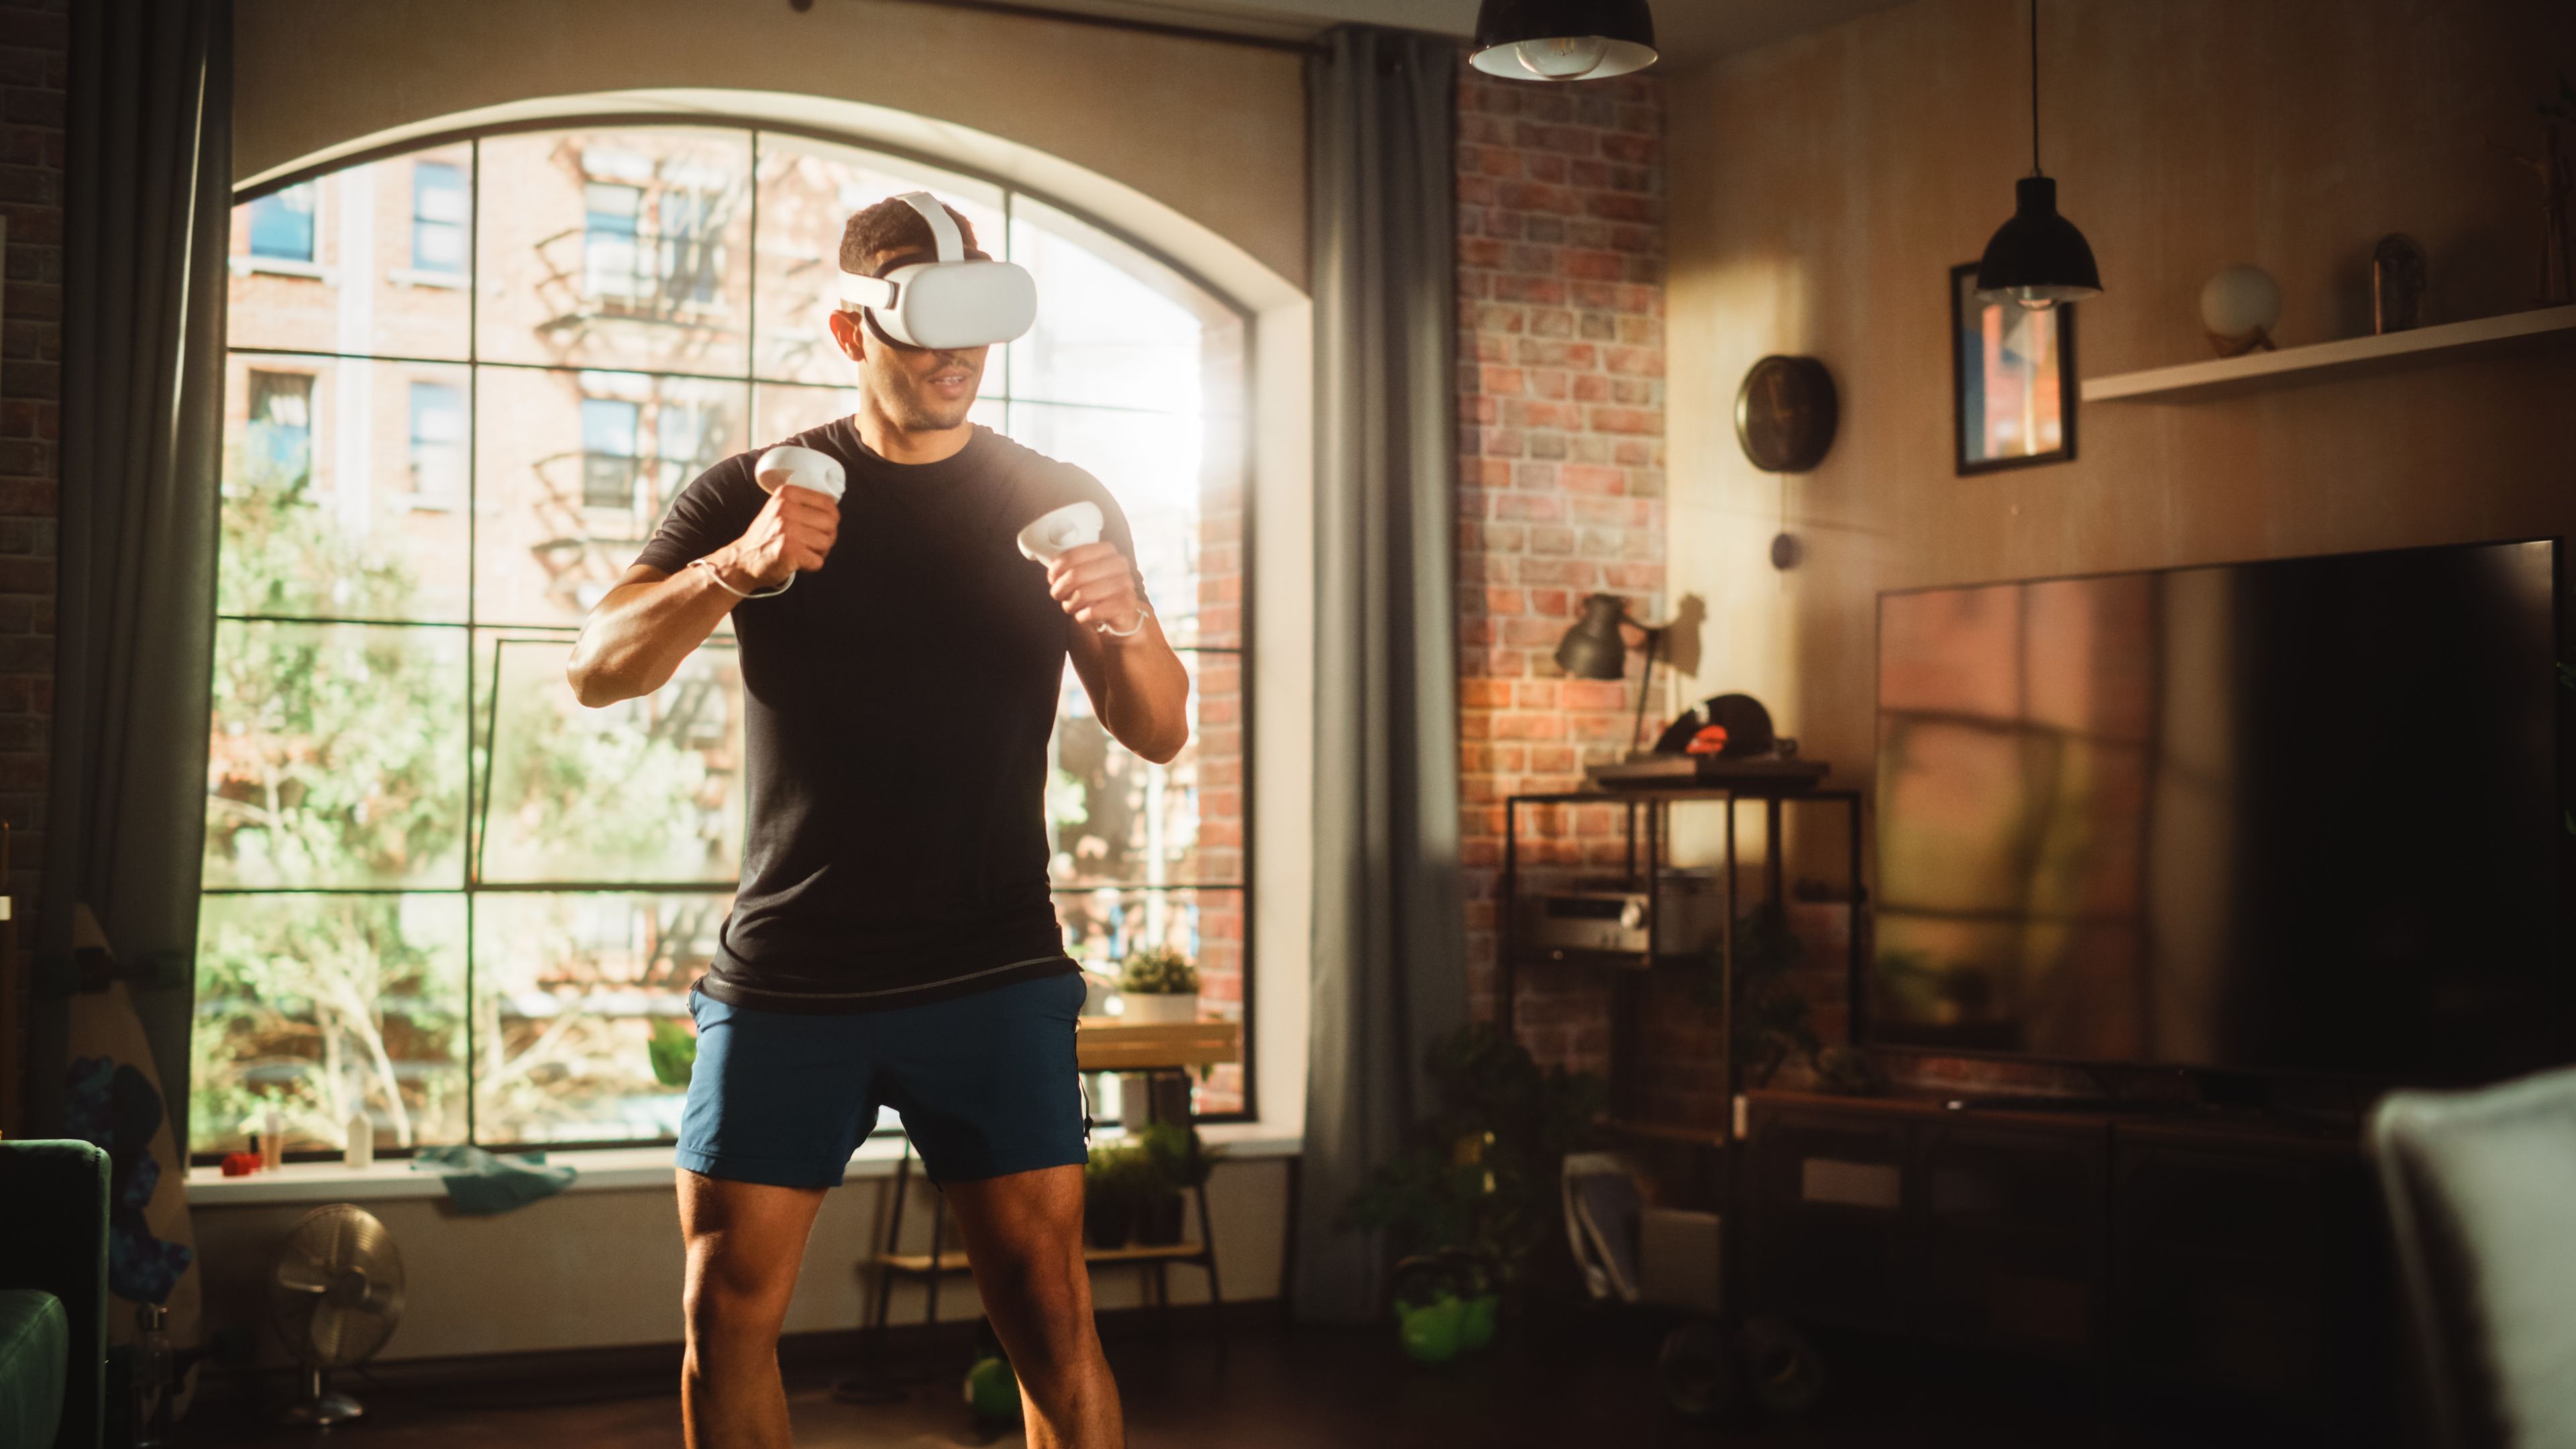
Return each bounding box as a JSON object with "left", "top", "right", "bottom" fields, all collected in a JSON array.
[
  {"left": 1294, "top": 26, "right": 1468, "bottom": 1324},
  {"left": 36, "top": 0, "right": 231, "bottom": 1148}
]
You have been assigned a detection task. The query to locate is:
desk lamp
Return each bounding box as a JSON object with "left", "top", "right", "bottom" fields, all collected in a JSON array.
[{"left": 1554, "top": 592, "right": 1666, "bottom": 756}]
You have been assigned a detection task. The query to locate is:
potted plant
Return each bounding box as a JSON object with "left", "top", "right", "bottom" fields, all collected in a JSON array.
[
  {"left": 1442, "top": 1246, "right": 1502, "bottom": 1352},
  {"left": 1343, "top": 1024, "right": 1607, "bottom": 1360},
  {"left": 1389, "top": 1254, "right": 1468, "bottom": 1365},
  {"left": 1699, "top": 905, "right": 1820, "bottom": 1088},
  {"left": 1132, "top": 1121, "right": 1217, "bottom": 1245},
  {"left": 1081, "top": 1142, "right": 1154, "bottom": 1250},
  {"left": 1114, "top": 947, "right": 1198, "bottom": 1023}
]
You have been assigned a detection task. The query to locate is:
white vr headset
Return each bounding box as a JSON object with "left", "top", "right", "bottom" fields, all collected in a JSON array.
[{"left": 836, "top": 191, "right": 1038, "bottom": 350}]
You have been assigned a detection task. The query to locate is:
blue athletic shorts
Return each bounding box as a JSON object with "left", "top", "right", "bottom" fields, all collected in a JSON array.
[{"left": 677, "top": 970, "right": 1089, "bottom": 1188}]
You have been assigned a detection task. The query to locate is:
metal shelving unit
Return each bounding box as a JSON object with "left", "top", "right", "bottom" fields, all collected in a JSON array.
[
  {"left": 1501, "top": 784, "right": 1865, "bottom": 1112},
  {"left": 1499, "top": 781, "right": 1866, "bottom": 1323}
]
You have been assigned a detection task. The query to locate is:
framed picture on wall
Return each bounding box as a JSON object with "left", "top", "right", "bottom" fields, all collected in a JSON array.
[{"left": 1950, "top": 260, "right": 2076, "bottom": 475}]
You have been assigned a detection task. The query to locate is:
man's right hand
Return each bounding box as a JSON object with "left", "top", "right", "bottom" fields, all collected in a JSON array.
[
  {"left": 717, "top": 485, "right": 841, "bottom": 587},
  {"left": 570, "top": 482, "right": 841, "bottom": 708}
]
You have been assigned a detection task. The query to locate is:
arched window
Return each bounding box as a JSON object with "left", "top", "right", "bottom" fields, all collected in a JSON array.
[{"left": 198, "top": 123, "right": 1249, "bottom": 1157}]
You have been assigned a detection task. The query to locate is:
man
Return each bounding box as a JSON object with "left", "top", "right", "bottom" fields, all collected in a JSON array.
[{"left": 567, "top": 195, "right": 1188, "bottom": 1449}]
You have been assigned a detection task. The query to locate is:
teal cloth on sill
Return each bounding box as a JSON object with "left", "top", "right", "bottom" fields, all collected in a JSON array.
[{"left": 409, "top": 1146, "right": 577, "bottom": 1215}]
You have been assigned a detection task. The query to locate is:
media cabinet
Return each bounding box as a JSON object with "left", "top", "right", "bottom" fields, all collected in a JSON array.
[{"left": 1741, "top": 1089, "right": 2397, "bottom": 1438}]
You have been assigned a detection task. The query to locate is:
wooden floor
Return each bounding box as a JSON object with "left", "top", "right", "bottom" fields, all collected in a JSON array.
[{"left": 186, "top": 1313, "right": 2224, "bottom": 1449}]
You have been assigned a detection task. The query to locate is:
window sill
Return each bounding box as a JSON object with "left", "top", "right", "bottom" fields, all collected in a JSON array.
[
  {"left": 186, "top": 1130, "right": 1301, "bottom": 1208},
  {"left": 388, "top": 267, "right": 468, "bottom": 289},
  {"left": 229, "top": 256, "right": 331, "bottom": 282}
]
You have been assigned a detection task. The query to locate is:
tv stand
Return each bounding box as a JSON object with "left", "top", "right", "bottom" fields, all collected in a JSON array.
[
  {"left": 1741, "top": 1089, "right": 2395, "bottom": 1440},
  {"left": 1937, "top": 1092, "right": 2166, "bottom": 1114}
]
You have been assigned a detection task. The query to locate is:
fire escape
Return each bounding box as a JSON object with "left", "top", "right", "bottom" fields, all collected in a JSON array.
[{"left": 517, "top": 178, "right": 743, "bottom": 617}]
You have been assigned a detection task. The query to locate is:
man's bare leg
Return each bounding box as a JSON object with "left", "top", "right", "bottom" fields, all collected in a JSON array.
[
  {"left": 678, "top": 1169, "right": 826, "bottom": 1449},
  {"left": 943, "top": 1164, "right": 1122, "bottom": 1449}
]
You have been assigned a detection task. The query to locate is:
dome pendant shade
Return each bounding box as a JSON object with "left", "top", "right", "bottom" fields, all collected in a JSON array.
[
  {"left": 1470, "top": 0, "right": 1658, "bottom": 82},
  {"left": 1974, "top": 175, "right": 2101, "bottom": 309}
]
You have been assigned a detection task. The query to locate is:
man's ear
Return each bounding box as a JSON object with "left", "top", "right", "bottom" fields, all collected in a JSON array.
[{"left": 828, "top": 307, "right": 867, "bottom": 363}]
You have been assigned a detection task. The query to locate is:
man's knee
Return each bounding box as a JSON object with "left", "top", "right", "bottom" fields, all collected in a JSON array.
[
  {"left": 979, "top": 1244, "right": 1093, "bottom": 1343},
  {"left": 677, "top": 1174, "right": 823, "bottom": 1352},
  {"left": 684, "top": 1240, "right": 800, "bottom": 1348}
]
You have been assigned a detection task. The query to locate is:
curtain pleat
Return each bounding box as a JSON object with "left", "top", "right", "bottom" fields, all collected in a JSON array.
[
  {"left": 1294, "top": 25, "right": 1466, "bottom": 1324},
  {"left": 38, "top": 0, "right": 231, "bottom": 1150}
]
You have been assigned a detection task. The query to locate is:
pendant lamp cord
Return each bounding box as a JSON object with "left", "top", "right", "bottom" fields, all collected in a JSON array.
[{"left": 2029, "top": 0, "right": 2042, "bottom": 176}]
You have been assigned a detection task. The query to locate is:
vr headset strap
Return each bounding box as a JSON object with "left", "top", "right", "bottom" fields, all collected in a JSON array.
[
  {"left": 833, "top": 192, "right": 985, "bottom": 349},
  {"left": 894, "top": 191, "right": 965, "bottom": 263}
]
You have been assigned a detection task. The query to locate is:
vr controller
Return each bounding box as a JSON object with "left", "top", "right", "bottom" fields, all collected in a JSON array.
[
  {"left": 751, "top": 455, "right": 1100, "bottom": 572},
  {"left": 838, "top": 192, "right": 1038, "bottom": 351},
  {"left": 754, "top": 445, "right": 846, "bottom": 502},
  {"left": 1017, "top": 501, "right": 1145, "bottom": 638},
  {"left": 1016, "top": 502, "right": 1104, "bottom": 564}
]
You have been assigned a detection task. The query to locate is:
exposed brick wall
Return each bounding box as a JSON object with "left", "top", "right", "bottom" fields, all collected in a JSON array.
[
  {"left": 0, "top": 0, "right": 61, "bottom": 1131},
  {"left": 1453, "top": 65, "right": 1677, "bottom": 1087}
]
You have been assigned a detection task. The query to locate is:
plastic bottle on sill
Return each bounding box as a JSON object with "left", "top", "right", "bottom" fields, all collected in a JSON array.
[
  {"left": 345, "top": 1112, "right": 374, "bottom": 1169},
  {"left": 260, "top": 1108, "right": 284, "bottom": 1171}
]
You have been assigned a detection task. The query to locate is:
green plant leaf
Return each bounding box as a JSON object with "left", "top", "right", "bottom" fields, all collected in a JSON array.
[
  {"left": 647, "top": 1017, "right": 698, "bottom": 1089},
  {"left": 1116, "top": 946, "right": 1197, "bottom": 995}
]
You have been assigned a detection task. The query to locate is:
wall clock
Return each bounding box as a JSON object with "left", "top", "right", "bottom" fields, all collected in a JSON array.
[{"left": 1733, "top": 355, "right": 1837, "bottom": 474}]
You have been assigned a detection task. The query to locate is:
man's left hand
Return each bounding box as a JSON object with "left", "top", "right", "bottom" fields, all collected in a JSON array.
[{"left": 1046, "top": 541, "right": 1147, "bottom": 636}]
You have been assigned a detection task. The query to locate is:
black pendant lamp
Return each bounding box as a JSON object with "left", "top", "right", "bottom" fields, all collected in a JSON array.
[
  {"left": 1974, "top": 0, "right": 2100, "bottom": 309},
  {"left": 1470, "top": 0, "right": 1658, "bottom": 83}
]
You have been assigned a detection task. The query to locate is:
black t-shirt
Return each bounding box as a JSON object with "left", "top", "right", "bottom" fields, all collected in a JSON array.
[{"left": 632, "top": 419, "right": 1138, "bottom": 1013}]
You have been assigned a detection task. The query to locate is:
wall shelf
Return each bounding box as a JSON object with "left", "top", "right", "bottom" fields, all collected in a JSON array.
[{"left": 2081, "top": 303, "right": 2576, "bottom": 403}]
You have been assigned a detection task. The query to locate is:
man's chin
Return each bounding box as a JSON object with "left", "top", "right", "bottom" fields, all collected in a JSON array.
[{"left": 899, "top": 399, "right": 979, "bottom": 433}]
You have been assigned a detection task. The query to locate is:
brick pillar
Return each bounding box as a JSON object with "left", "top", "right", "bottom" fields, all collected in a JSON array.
[
  {"left": 0, "top": 0, "right": 62, "bottom": 1132},
  {"left": 1454, "top": 64, "right": 1666, "bottom": 1080}
]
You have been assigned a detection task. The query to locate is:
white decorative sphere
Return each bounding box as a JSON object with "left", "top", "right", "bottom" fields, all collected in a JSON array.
[{"left": 2198, "top": 265, "right": 2282, "bottom": 338}]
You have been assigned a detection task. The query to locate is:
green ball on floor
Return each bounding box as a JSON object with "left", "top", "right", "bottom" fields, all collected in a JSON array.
[{"left": 964, "top": 1354, "right": 1022, "bottom": 1423}]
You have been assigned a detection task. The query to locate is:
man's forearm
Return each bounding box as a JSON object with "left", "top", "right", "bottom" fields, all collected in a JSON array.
[
  {"left": 1085, "top": 619, "right": 1191, "bottom": 764},
  {"left": 566, "top": 563, "right": 744, "bottom": 707}
]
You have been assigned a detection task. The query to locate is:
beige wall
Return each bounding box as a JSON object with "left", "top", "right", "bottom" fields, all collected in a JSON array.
[
  {"left": 196, "top": 1157, "right": 1291, "bottom": 1364},
  {"left": 231, "top": 0, "right": 1307, "bottom": 292},
  {"left": 1664, "top": 0, "right": 2576, "bottom": 879}
]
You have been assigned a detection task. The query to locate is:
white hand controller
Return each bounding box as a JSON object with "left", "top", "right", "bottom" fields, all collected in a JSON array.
[
  {"left": 754, "top": 445, "right": 847, "bottom": 502},
  {"left": 1016, "top": 501, "right": 1104, "bottom": 564},
  {"left": 1016, "top": 502, "right": 1146, "bottom": 638},
  {"left": 696, "top": 445, "right": 844, "bottom": 600}
]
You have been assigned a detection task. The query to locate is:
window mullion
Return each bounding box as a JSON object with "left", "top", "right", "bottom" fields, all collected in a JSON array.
[{"left": 464, "top": 135, "right": 482, "bottom": 1148}]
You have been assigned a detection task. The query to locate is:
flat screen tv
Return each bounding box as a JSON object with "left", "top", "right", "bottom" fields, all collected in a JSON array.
[{"left": 1870, "top": 539, "right": 2564, "bottom": 1082}]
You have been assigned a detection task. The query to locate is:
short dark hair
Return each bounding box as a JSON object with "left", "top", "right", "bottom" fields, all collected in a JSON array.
[{"left": 838, "top": 195, "right": 983, "bottom": 275}]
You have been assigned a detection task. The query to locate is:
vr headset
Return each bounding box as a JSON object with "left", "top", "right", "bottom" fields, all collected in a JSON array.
[{"left": 836, "top": 191, "right": 1038, "bottom": 351}]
